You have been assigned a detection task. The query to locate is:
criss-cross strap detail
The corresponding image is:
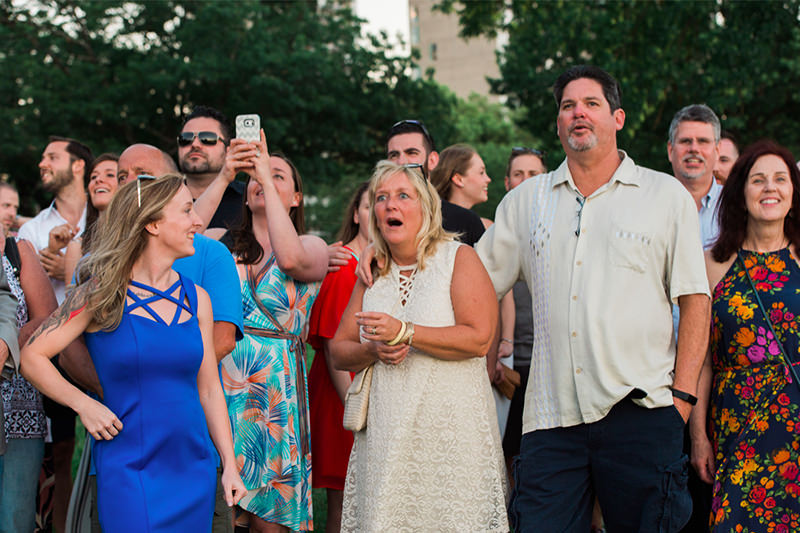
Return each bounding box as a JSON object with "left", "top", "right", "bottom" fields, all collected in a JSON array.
[
  {"left": 126, "top": 277, "right": 192, "bottom": 326},
  {"left": 397, "top": 264, "right": 417, "bottom": 307},
  {"left": 246, "top": 256, "right": 311, "bottom": 457}
]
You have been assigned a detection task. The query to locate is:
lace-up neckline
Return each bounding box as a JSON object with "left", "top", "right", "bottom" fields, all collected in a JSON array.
[{"left": 396, "top": 263, "right": 418, "bottom": 307}]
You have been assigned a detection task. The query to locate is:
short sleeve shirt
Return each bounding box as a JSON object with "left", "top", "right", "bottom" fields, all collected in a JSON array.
[
  {"left": 173, "top": 234, "right": 244, "bottom": 340},
  {"left": 18, "top": 202, "right": 86, "bottom": 303},
  {"left": 476, "top": 152, "right": 710, "bottom": 432}
]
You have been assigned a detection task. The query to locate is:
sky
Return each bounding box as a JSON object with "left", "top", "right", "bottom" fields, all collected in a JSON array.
[{"left": 354, "top": 0, "right": 410, "bottom": 55}]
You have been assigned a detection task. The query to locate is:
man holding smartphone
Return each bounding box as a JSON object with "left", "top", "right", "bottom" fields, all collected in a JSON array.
[{"left": 177, "top": 105, "right": 244, "bottom": 230}]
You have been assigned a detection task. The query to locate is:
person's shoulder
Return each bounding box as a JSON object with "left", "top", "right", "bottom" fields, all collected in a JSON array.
[
  {"left": 18, "top": 206, "right": 54, "bottom": 235},
  {"left": 704, "top": 248, "right": 735, "bottom": 293},
  {"left": 193, "top": 232, "right": 230, "bottom": 256}
]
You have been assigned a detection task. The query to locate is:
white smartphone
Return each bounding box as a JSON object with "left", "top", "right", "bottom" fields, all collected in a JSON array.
[{"left": 235, "top": 114, "right": 261, "bottom": 142}]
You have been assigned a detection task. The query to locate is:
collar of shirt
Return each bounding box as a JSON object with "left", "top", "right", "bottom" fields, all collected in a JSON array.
[
  {"left": 701, "top": 178, "right": 723, "bottom": 210},
  {"left": 552, "top": 150, "right": 640, "bottom": 195}
]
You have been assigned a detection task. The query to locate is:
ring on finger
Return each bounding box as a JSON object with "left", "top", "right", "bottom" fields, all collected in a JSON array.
[{"left": 371, "top": 327, "right": 377, "bottom": 335}]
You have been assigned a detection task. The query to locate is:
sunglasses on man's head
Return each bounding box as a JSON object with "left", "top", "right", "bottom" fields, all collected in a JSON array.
[
  {"left": 511, "top": 146, "right": 546, "bottom": 160},
  {"left": 391, "top": 119, "right": 435, "bottom": 150},
  {"left": 177, "top": 131, "right": 225, "bottom": 147}
]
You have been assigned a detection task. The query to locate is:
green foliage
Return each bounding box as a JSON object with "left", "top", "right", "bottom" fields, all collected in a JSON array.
[
  {"left": 0, "top": 0, "right": 458, "bottom": 233},
  {"left": 437, "top": 0, "right": 800, "bottom": 174},
  {"left": 446, "top": 92, "right": 539, "bottom": 219}
]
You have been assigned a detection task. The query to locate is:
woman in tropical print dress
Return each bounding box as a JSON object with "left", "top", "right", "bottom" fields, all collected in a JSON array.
[
  {"left": 693, "top": 140, "right": 800, "bottom": 532},
  {"left": 220, "top": 132, "right": 328, "bottom": 532}
]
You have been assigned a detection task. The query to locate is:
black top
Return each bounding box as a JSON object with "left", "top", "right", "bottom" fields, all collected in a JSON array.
[
  {"left": 207, "top": 180, "right": 245, "bottom": 230},
  {"left": 441, "top": 200, "right": 485, "bottom": 247}
]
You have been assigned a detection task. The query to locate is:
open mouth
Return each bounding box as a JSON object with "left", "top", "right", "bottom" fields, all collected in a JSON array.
[{"left": 386, "top": 217, "right": 403, "bottom": 227}]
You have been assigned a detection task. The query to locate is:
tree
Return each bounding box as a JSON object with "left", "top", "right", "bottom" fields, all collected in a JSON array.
[
  {"left": 436, "top": 0, "right": 800, "bottom": 173},
  {"left": 0, "top": 0, "right": 458, "bottom": 238}
]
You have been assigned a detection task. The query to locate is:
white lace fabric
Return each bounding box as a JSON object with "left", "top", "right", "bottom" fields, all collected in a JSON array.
[{"left": 342, "top": 240, "right": 509, "bottom": 532}]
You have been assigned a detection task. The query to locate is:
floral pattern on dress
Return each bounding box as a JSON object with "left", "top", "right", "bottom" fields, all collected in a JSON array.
[
  {"left": 709, "top": 249, "right": 800, "bottom": 532},
  {"left": 220, "top": 258, "right": 320, "bottom": 531}
]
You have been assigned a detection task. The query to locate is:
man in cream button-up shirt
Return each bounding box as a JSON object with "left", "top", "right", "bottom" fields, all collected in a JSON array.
[{"left": 476, "top": 66, "right": 711, "bottom": 532}]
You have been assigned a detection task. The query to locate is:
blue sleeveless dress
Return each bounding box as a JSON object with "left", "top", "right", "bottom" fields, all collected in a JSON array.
[{"left": 84, "top": 274, "right": 216, "bottom": 532}]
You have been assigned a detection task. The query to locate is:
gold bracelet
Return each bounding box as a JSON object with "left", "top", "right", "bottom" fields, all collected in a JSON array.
[
  {"left": 386, "top": 320, "right": 407, "bottom": 346},
  {"left": 500, "top": 338, "right": 514, "bottom": 345},
  {"left": 402, "top": 321, "right": 415, "bottom": 346}
]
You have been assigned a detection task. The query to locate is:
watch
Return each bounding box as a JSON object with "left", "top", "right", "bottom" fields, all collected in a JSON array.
[{"left": 670, "top": 387, "right": 698, "bottom": 405}]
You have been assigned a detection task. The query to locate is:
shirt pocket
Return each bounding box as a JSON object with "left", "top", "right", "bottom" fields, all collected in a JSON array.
[{"left": 609, "top": 225, "right": 652, "bottom": 273}]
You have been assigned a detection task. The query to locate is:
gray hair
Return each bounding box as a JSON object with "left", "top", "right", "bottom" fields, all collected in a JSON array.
[{"left": 668, "top": 104, "right": 721, "bottom": 145}]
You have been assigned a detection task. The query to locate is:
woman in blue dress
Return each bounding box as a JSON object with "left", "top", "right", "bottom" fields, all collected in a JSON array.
[{"left": 20, "top": 174, "right": 245, "bottom": 532}]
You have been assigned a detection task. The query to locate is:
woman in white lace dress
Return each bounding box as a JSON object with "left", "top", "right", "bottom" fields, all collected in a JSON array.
[{"left": 330, "top": 160, "right": 508, "bottom": 532}]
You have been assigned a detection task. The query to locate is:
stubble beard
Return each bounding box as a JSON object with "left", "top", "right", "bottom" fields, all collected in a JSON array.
[
  {"left": 42, "top": 167, "right": 74, "bottom": 193},
  {"left": 180, "top": 152, "right": 222, "bottom": 176}
]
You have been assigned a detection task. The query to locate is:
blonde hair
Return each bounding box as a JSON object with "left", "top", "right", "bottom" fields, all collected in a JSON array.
[
  {"left": 368, "top": 160, "right": 454, "bottom": 278},
  {"left": 75, "top": 174, "right": 186, "bottom": 331}
]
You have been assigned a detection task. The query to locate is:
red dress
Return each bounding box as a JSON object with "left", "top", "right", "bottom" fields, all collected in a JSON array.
[{"left": 307, "top": 247, "right": 357, "bottom": 490}]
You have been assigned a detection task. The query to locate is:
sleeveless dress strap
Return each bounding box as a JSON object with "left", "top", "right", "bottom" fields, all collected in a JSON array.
[{"left": 127, "top": 277, "right": 192, "bottom": 326}]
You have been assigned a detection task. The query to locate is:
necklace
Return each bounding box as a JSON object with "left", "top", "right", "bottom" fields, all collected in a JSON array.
[{"left": 743, "top": 237, "right": 788, "bottom": 253}]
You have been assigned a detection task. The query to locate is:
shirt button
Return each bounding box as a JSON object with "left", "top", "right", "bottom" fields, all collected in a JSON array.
[
  {"left": 572, "top": 331, "right": 577, "bottom": 337},
  {"left": 576, "top": 261, "right": 582, "bottom": 266},
  {"left": 576, "top": 367, "right": 583, "bottom": 374},
  {"left": 572, "top": 295, "right": 577, "bottom": 301}
]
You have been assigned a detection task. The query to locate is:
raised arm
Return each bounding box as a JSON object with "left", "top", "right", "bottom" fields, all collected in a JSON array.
[
  {"left": 194, "top": 139, "right": 257, "bottom": 231},
  {"left": 194, "top": 286, "right": 245, "bottom": 506},
  {"left": 252, "top": 131, "right": 328, "bottom": 282}
]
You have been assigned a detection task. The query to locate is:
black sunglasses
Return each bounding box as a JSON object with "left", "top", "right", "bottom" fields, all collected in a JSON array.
[
  {"left": 391, "top": 119, "right": 435, "bottom": 151},
  {"left": 511, "top": 146, "right": 546, "bottom": 160},
  {"left": 136, "top": 174, "right": 157, "bottom": 208},
  {"left": 177, "top": 131, "right": 226, "bottom": 147}
]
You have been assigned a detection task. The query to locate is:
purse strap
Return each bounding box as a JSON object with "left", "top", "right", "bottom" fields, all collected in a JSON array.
[{"left": 737, "top": 250, "right": 800, "bottom": 390}]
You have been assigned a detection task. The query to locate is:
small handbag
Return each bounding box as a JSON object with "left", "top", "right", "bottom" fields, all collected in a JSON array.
[{"left": 342, "top": 364, "right": 374, "bottom": 432}]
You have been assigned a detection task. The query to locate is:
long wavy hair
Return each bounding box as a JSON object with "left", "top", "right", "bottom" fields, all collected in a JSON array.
[
  {"left": 369, "top": 160, "right": 455, "bottom": 278},
  {"left": 76, "top": 174, "right": 186, "bottom": 331},
  {"left": 230, "top": 152, "right": 306, "bottom": 265},
  {"left": 711, "top": 140, "right": 800, "bottom": 262},
  {"left": 82, "top": 153, "right": 119, "bottom": 255},
  {"left": 337, "top": 180, "right": 370, "bottom": 244}
]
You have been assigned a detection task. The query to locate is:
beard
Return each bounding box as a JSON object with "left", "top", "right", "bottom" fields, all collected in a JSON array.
[
  {"left": 567, "top": 132, "right": 598, "bottom": 152},
  {"left": 42, "top": 167, "right": 74, "bottom": 193},
  {"left": 180, "top": 152, "right": 222, "bottom": 175}
]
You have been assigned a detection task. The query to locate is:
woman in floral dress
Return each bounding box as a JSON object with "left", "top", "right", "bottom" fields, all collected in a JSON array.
[
  {"left": 693, "top": 140, "right": 800, "bottom": 532},
  {"left": 220, "top": 132, "right": 328, "bottom": 532}
]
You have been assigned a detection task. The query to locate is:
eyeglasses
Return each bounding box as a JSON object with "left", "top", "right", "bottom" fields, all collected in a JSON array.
[
  {"left": 137, "top": 174, "right": 156, "bottom": 208},
  {"left": 176, "top": 131, "right": 225, "bottom": 147},
  {"left": 402, "top": 163, "right": 428, "bottom": 181},
  {"left": 391, "top": 119, "right": 435, "bottom": 151},
  {"left": 511, "top": 146, "right": 546, "bottom": 160}
]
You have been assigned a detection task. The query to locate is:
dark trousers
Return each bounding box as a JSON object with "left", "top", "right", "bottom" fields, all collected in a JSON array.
[
  {"left": 680, "top": 426, "right": 713, "bottom": 532},
  {"left": 510, "top": 397, "right": 692, "bottom": 533}
]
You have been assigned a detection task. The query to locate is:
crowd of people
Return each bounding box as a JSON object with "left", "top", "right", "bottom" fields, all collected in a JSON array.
[{"left": 0, "top": 63, "right": 796, "bottom": 533}]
